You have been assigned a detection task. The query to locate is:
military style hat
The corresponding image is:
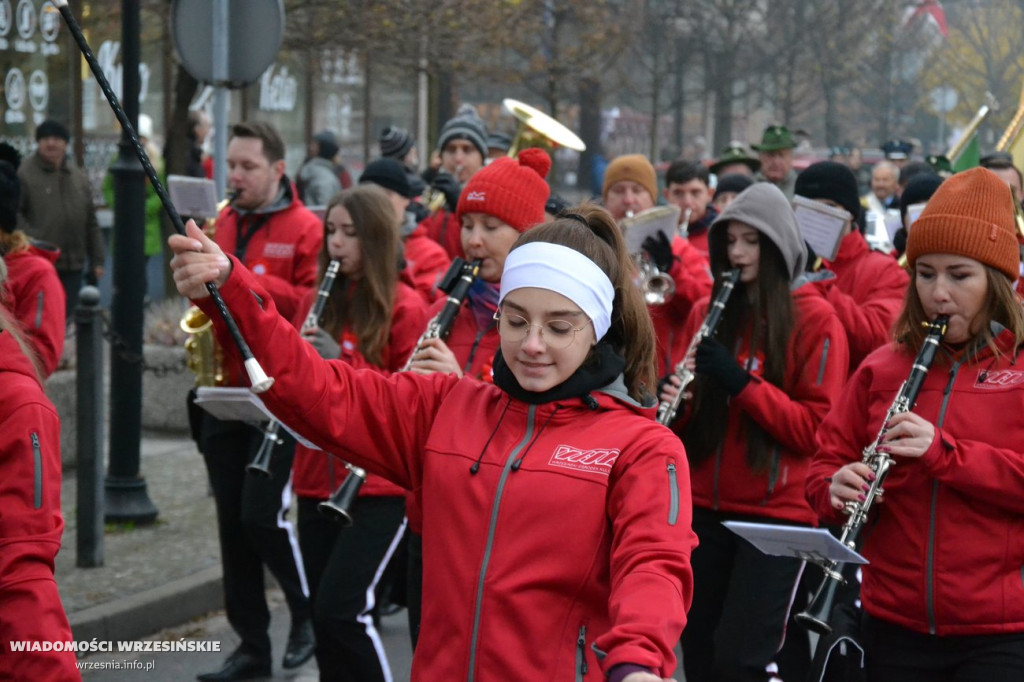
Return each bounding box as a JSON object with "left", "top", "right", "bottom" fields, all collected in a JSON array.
[
  {"left": 882, "top": 139, "right": 913, "bottom": 160},
  {"left": 751, "top": 125, "right": 797, "bottom": 152},
  {"left": 710, "top": 143, "right": 761, "bottom": 174}
]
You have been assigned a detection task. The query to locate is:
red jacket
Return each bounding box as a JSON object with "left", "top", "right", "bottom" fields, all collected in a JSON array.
[
  {"left": 291, "top": 282, "right": 427, "bottom": 499},
  {"left": 198, "top": 260, "right": 697, "bottom": 681},
  {"left": 419, "top": 209, "right": 464, "bottom": 260},
  {"left": 212, "top": 180, "right": 322, "bottom": 325},
  {"left": 404, "top": 224, "right": 452, "bottom": 304},
  {"left": 0, "top": 242, "right": 65, "bottom": 377},
  {"left": 676, "top": 281, "right": 849, "bottom": 524},
  {"left": 807, "top": 331, "right": 1024, "bottom": 636},
  {"left": 0, "top": 322, "right": 78, "bottom": 679},
  {"left": 650, "top": 235, "right": 713, "bottom": 376},
  {"left": 820, "top": 230, "right": 909, "bottom": 373}
]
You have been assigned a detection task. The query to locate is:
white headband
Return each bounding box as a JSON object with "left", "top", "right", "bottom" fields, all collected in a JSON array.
[{"left": 499, "top": 242, "right": 615, "bottom": 340}]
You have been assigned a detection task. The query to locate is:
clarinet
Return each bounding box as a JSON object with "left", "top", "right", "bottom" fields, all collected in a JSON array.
[
  {"left": 318, "top": 258, "right": 482, "bottom": 525},
  {"left": 795, "top": 315, "right": 949, "bottom": 635},
  {"left": 656, "top": 268, "right": 741, "bottom": 425},
  {"left": 247, "top": 260, "right": 341, "bottom": 477}
]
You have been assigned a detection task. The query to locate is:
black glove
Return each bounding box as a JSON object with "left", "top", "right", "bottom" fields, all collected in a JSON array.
[
  {"left": 431, "top": 171, "right": 461, "bottom": 212},
  {"left": 695, "top": 337, "right": 750, "bottom": 396},
  {"left": 306, "top": 328, "right": 341, "bottom": 360},
  {"left": 642, "top": 231, "right": 674, "bottom": 273}
]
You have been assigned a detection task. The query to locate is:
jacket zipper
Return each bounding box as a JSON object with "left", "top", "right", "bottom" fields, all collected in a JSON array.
[
  {"left": 576, "top": 624, "right": 588, "bottom": 680},
  {"left": 764, "top": 445, "right": 780, "bottom": 502},
  {"left": 816, "top": 337, "right": 830, "bottom": 385},
  {"left": 666, "top": 461, "right": 679, "bottom": 525},
  {"left": 467, "top": 405, "right": 537, "bottom": 682},
  {"left": 926, "top": 360, "right": 959, "bottom": 634},
  {"left": 31, "top": 432, "right": 42, "bottom": 509},
  {"left": 34, "top": 291, "right": 44, "bottom": 329}
]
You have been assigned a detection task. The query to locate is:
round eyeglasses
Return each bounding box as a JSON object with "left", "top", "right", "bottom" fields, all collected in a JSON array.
[{"left": 493, "top": 310, "right": 593, "bottom": 349}]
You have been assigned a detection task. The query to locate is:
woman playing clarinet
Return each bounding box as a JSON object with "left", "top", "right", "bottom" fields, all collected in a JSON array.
[
  {"left": 807, "top": 167, "right": 1024, "bottom": 681},
  {"left": 660, "top": 183, "right": 850, "bottom": 682},
  {"left": 292, "top": 185, "right": 426, "bottom": 681}
]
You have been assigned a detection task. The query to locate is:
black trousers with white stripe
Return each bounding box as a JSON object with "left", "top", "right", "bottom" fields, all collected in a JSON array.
[
  {"left": 298, "top": 494, "right": 407, "bottom": 682},
  {"left": 199, "top": 413, "right": 311, "bottom": 658}
]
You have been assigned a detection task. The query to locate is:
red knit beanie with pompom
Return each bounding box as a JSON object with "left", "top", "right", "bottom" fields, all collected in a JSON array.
[{"left": 456, "top": 148, "right": 551, "bottom": 232}]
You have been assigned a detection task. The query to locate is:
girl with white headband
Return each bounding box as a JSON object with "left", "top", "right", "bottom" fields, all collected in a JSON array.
[{"left": 169, "top": 203, "right": 696, "bottom": 682}]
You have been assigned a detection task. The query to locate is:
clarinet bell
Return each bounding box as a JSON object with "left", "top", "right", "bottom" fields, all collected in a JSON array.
[{"left": 317, "top": 465, "right": 366, "bottom": 526}]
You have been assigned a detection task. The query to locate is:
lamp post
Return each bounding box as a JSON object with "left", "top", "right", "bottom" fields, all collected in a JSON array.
[{"left": 105, "top": 0, "right": 158, "bottom": 524}]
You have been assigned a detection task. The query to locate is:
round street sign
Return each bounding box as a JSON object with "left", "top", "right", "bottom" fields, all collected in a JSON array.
[{"left": 171, "top": 0, "right": 284, "bottom": 89}]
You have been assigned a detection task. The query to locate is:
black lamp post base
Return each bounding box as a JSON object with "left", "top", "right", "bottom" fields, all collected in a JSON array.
[{"left": 104, "top": 476, "right": 159, "bottom": 524}]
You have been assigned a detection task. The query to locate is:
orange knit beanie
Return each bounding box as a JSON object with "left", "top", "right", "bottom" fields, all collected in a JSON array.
[
  {"left": 602, "top": 154, "right": 658, "bottom": 202},
  {"left": 906, "top": 167, "right": 1019, "bottom": 280}
]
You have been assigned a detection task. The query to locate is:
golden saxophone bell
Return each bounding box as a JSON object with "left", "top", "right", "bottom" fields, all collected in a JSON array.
[{"left": 180, "top": 306, "right": 225, "bottom": 387}]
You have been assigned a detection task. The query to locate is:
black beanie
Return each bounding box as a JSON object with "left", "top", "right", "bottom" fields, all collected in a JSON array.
[
  {"left": 314, "top": 130, "right": 340, "bottom": 160},
  {"left": 379, "top": 125, "right": 415, "bottom": 159},
  {"left": 794, "top": 161, "right": 862, "bottom": 222},
  {"left": 36, "top": 119, "right": 70, "bottom": 142},
  {"left": 359, "top": 158, "right": 413, "bottom": 198},
  {"left": 899, "top": 173, "right": 943, "bottom": 219},
  {"left": 0, "top": 161, "right": 20, "bottom": 233},
  {"left": 714, "top": 173, "right": 754, "bottom": 197}
]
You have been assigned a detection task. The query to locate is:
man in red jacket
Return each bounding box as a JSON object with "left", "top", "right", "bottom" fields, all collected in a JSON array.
[
  {"left": 194, "top": 121, "right": 322, "bottom": 682},
  {"left": 795, "top": 161, "right": 909, "bottom": 373}
]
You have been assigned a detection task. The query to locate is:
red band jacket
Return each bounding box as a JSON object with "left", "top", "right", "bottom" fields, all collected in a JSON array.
[
  {"left": 807, "top": 329, "right": 1024, "bottom": 636},
  {"left": 198, "top": 258, "right": 697, "bottom": 681}
]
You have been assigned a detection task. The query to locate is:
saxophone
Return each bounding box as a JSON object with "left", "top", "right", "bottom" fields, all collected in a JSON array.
[
  {"left": 795, "top": 315, "right": 949, "bottom": 635},
  {"left": 180, "top": 306, "right": 225, "bottom": 387},
  {"left": 656, "top": 268, "right": 741, "bottom": 425}
]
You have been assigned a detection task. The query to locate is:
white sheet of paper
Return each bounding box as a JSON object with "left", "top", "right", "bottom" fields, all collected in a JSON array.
[
  {"left": 723, "top": 521, "right": 868, "bottom": 565},
  {"left": 620, "top": 205, "right": 681, "bottom": 254},
  {"left": 792, "top": 196, "right": 849, "bottom": 262},
  {"left": 168, "top": 175, "right": 219, "bottom": 218},
  {"left": 883, "top": 208, "right": 903, "bottom": 242},
  {"left": 194, "top": 387, "right": 318, "bottom": 449}
]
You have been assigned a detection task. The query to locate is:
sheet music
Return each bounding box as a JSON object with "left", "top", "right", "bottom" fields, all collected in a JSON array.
[
  {"left": 792, "top": 196, "right": 849, "bottom": 262},
  {"left": 194, "top": 387, "right": 319, "bottom": 449},
  {"left": 723, "top": 521, "right": 868, "bottom": 565},
  {"left": 167, "top": 175, "right": 220, "bottom": 219},
  {"left": 620, "top": 205, "right": 681, "bottom": 254}
]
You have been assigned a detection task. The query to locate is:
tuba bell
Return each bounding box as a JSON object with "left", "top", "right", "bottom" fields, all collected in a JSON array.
[{"left": 180, "top": 306, "right": 225, "bottom": 387}]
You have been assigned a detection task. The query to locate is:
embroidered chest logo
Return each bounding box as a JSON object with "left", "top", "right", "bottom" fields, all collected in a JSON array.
[
  {"left": 263, "top": 242, "right": 296, "bottom": 258},
  {"left": 548, "top": 444, "right": 620, "bottom": 475},
  {"left": 975, "top": 369, "right": 1024, "bottom": 389}
]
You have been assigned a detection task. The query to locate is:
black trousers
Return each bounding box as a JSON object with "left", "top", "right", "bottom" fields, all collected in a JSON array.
[
  {"left": 298, "top": 495, "right": 407, "bottom": 682},
  {"left": 199, "top": 413, "right": 310, "bottom": 658},
  {"left": 57, "top": 268, "right": 83, "bottom": 319},
  {"left": 862, "top": 615, "right": 1024, "bottom": 682},
  {"left": 681, "top": 507, "right": 804, "bottom": 682}
]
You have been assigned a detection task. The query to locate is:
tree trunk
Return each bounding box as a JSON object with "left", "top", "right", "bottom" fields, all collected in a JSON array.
[{"left": 577, "top": 77, "right": 603, "bottom": 198}]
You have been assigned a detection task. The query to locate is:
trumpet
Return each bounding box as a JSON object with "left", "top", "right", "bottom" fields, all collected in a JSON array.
[
  {"left": 319, "top": 257, "right": 482, "bottom": 524},
  {"left": 621, "top": 206, "right": 681, "bottom": 306},
  {"left": 247, "top": 260, "right": 341, "bottom": 477},
  {"left": 656, "top": 268, "right": 740, "bottom": 425},
  {"left": 795, "top": 315, "right": 949, "bottom": 635},
  {"left": 677, "top": 207, "right": 693, "bottom": 238}
]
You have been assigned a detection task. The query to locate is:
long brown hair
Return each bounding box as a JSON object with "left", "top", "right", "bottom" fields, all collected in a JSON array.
[
  {"left": 318, "top": 185, "right": 400, "bottom": 367},
  {"left": 684, "top": 227, "right": 795, "bottom": 472},
  {"left": 0, "top": 228, "right": 29, "bottom": 256},
  {"left": 511, "top": 203, "right": 657, "bottom": 402},
  {"left": 893, "top": 264, "right": 1024, "bottom": 359}
]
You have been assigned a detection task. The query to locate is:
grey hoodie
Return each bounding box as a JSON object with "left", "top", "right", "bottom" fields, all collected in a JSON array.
[{"left": 709, "top": 182, "right": 807, "bottom": 280}]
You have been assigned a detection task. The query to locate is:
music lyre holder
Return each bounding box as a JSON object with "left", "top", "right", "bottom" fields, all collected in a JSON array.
[
  {"left": 722, "top": 521, "right": 868, "bottom": 569},
  {"left": 52, "top": 0, "right": 272, "bottom": 393}
]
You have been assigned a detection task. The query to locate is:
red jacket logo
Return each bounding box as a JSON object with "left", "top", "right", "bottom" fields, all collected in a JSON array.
[
  {"left": 548, "top": 445, "right": 620, "bottom": 475},
  {"left": 976, "top": 369, "right": 1024, "bottom": 389},
  {"left": 263, "top": 242, "right": 296, "bottom": 258}
]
